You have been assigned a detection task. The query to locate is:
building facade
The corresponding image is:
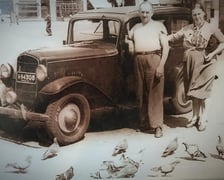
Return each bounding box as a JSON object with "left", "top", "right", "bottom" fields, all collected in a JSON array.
[
  {"left": 0, "top": 0, "right": 223, "bottom": 30},
  {"left": 0, "top": 0, "right": 83, "bottom": 21},
  {"left": 219, "top": 0, "right": 224, "bottom": 33},
  {"left": 0, "top": 0, "right": 42, "bottom": 21}
]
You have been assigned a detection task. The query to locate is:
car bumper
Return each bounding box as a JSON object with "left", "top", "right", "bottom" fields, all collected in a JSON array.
[{"left": 0, "top": 106, "right": 49, "bottom": 122}]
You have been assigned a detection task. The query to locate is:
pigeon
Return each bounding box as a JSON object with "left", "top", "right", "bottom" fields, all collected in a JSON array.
[
  {"left": 150, "top": 160, "right": 180, "bottom": 176},
  {"left": 112, "top": 139, "right": 128, "bottom": 156},
  {"left": 5, "top": 156, "right": 32, "bottom": 174},
  {"left": 104, "top": 157, "right": 139, "bottom": 178},
  {"left": 65, "top": 166, "right": 74, "bottom": 180},
  {"left": 162, "top": 137, "right": 178, "bottom": 157},
  {"left": 90, "top": 161, "right": 122, "bottom": 179},
  {"left": 90, "top": 171, "right": 102, "bottom": 179},
  {"left": 42, "top": 137, "right": 59, "bottom": 160},
  {"left": 102, "top": 161, "right": 122, "bottom": 175},
  {"left": 119, "top": 148, "right": 145, "bottom": 166},
  {"left": 55, "top": 173, "right": 67, "bottom": 180},
  {"left": 56, "top": 166, "right": 74, "bottom": 180},
  {"left": 182, "top": 142, "right": 207, "bottom": 160},
  {"left": 216, "top": 135, "right": 224, "bottom": 157},
  {"left": 114, "top": 157, "right": 139, "bottom": 178},
  {"left": 91, "top": 157, "right": 140, "bottom": 179}
]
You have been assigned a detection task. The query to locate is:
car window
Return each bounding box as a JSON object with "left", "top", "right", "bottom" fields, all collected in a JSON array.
[
  {"left": 171, "top": 17, "right": 190, "bottom": 34},
  {"left": 73, "top": 20, "right": 103, "bottom": 41},
  {"left": 72, "top": 19, "right": 120, "bottom": 45},
  {"left": 108, "top": 20, "right": 120, "bottom": 36},
  {"left": 127, "top": 17, "right": 141, "bottom": 31},
  {"left": 153, "top": 14, "right": 191, "bottom": 34},
  {"left": 170, "top": 16, "right": 191, "bottom": 46}
]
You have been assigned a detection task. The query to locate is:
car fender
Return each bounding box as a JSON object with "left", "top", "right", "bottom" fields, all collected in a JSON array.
[
  {"left": 39, "top": 76, "right": 113, "bottom": 105},
  {"left": 39, "top": 76, "right": 83, "bottom": 95}
]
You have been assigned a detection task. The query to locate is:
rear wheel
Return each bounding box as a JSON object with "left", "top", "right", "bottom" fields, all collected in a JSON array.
[{"left": 45, "top": 93, "right": 90, "bottom": 145}]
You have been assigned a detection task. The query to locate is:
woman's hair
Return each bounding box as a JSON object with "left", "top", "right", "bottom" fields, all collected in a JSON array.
[
  {"left": 193, "top": 2, "right": 205, "bottom": 13},
  {"left": 192, "top": 2, "right": 207, "bottom": 19}
]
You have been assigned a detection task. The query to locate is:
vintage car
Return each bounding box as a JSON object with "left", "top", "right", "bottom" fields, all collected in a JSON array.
[{"left": 0, "top": 6, "right": 193, "bottom": 145}]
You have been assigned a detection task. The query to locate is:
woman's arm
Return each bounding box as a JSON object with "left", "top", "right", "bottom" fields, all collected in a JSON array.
[
  {"left": 168, "top": 28, "right": 184, "bottom": 42},
  {"left": 205, "top": 29, "right": 224, "bottom": 61}
]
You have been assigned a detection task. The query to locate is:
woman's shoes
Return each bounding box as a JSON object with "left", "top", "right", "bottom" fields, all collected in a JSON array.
[
  {"left": 186, "top": 116, "right": 199, "bottom": 128},
  {"left": 197, "top": 120, "right": 207, "bottom": 131},
  {"left": 186, "top": 116, "right": 207, "bottom": 131}
]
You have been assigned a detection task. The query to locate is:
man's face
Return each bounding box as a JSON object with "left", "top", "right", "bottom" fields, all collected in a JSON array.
[
  {"left": 139, "top": 5, "right": 153, "bottom": 24},
  {"left": 192, "top": 8, "right": 205, "bottom": 26}
]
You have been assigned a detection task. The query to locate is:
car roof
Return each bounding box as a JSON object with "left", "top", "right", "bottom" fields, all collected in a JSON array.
[{"left": 71, "top": 6, "right": 191, "bottom": 21}]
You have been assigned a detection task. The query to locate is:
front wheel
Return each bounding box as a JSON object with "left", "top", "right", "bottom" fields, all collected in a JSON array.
[
  {"left": 170, "top": 68, "right": 192, "bottom": 114},
  {"left": 45, "top": 93, "right": 90, "bottom": 145}
]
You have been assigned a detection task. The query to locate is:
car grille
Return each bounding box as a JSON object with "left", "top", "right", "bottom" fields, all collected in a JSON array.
[{"left": 15, "top": 55, "right": 38, "bottom": 107}]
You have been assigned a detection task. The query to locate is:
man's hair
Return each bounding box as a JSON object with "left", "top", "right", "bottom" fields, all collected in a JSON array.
[{"left": 139, "top": 1, "right": 153, "bottom": 12}]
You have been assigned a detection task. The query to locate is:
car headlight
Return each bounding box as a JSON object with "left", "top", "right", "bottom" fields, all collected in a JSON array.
[
  {"left": 0, "top": 63, "right": 13, "bottom": 79},
  {"left": 5, "top": 90, "right": 17, "bottom": 104},
  {"left": 36, "top": 64, "right": 47, "bottom": 81}
]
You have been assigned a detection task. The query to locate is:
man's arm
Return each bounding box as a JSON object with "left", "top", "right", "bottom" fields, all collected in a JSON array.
[
  {"left": 125, "top": 22, "right": 137, "bottom": 55},
  {"left": 159, "top": 33, "right": 169, "bottom": 67},
  {"left": 156, "top": 25, "right": 170, "bottom": 78},
  {"left": 125, "top": 35, "right": 135, "bottom": 56}
]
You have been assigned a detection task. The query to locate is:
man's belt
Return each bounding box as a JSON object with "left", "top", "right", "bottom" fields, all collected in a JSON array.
[{"left": 135, "top": 50, "right": 161, "bottom": 56}]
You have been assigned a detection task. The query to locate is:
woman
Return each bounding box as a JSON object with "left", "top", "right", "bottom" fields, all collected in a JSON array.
[{"left": 168, "top": 3, "right": 224, "bottom": 131}]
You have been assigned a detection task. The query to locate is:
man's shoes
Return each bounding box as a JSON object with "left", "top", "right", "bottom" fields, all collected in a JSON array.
[{"left": 155, "top": 127, "right": 163, "bottom": 138}]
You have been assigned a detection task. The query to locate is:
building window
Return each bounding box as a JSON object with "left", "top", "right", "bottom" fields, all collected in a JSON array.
[{"left": 16, "top": 0, "right": 39, "bottom": 18}]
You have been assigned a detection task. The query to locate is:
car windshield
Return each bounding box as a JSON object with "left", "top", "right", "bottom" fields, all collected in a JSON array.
[{"left": 72, "top": 19, "right": 120, "bottom": 46}]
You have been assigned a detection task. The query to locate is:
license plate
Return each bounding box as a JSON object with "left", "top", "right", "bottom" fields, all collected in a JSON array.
[{"left": 17, "top": 72, "right": 36, "bottom": 84}]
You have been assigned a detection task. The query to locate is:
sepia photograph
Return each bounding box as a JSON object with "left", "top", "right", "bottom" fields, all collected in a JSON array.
[{"left": 0, "top": 0, "right": 224, "bottom": 179}]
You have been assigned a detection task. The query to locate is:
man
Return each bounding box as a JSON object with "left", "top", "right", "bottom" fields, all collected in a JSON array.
[
  {"left": 45, "top": 13, "right": 52, "bottom": 36},
  {"left": 128, "top": 1, "right": 169, "bottom": 138}
]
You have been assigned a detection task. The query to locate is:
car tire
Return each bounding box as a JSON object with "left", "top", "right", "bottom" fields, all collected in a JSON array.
[
  {"left": 45, "top": 93, "right": 90, "bottom": 145},
  {"left": 171, "top": 67, "right": 192, "bottom": 114}
]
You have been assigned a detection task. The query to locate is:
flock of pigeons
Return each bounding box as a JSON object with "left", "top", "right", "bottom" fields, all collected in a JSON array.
[
  {"left": 4, "top": 137, "right": 74, "bottom": 180},
  {"left": 150, "top": 135, "right": 224, "bottom": 177},
  {"left": 3, "top": 135, "right": 224, "bottom": 179},
  {"left": 91, "top": 135, "right": 224, "bottom": 178},
  {"left": 90, "top": 138, "right": 143, "bottom": 179}
]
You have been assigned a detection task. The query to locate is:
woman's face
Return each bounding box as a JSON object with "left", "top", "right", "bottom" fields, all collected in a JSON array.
[{"left": 192, "top": 8, "right": 205, "bottom": 26}]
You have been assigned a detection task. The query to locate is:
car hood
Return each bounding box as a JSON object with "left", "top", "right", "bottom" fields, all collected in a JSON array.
[{"left": 21, "top": 44, "right": 118, "bottom": 62}]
